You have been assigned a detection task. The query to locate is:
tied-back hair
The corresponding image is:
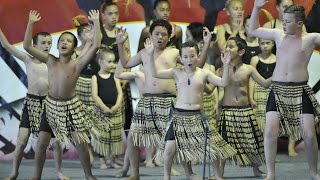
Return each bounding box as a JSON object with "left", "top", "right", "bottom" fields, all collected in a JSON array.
[
  {"left": 153, "top": 0, "right": 170, "bottom": 10},
  {"left": 33, "top": 32, "right": 51, "bottom": 45},
  {"left": 179, "top": 41, "right": 199, "bottom": 56},
  {"left": 284, "top": 4, "right": 306, "bottom": 22},
  {"left": 96, "top": 47, "right": 114, "bottom": 62}
]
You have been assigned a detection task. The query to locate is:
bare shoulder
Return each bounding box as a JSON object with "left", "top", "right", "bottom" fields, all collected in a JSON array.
[
  {"left": 174, "top": 24, "right": 182, "bottom": 32},
  {"left": 142, "top": 26, "right": 150, "bottom": 34}
]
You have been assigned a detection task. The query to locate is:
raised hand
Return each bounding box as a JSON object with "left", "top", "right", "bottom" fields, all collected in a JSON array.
[
  {"left": 115, "top": 27, "right": 128, "bottom": 44},
  {"left": 221, "top": 51, "right": 231, "bottom": 65},
  {"left": 144, "top": 38, "right": 154, "bottom": 55},
  {"left": 29, "top": 10, "right": 41, "bottom": 23},
  {"left": 88, "top": 10, "right": 99, "bottom": 21},
  {"left": 254, "top": 0, "right": 268, "bottom": 8},
  {"left": 203, "top": 26, "right": 212, "bottom": 44}
]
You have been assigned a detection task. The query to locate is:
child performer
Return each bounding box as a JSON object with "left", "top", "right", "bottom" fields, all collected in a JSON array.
[{"left": 91, "top": 47, "right": 123, "bottom": 169}]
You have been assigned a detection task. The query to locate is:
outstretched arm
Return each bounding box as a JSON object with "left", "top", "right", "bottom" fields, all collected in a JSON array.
[
  {"left": 114, "top": 61, "right": 137, "bottom": 80},
  {"left": 116, "top": 27, "right": 142, "bottom": 68},
  {"left": 198, "top": 27, "right": 212, "bottom": 68},
  {"left": 207, "top": 51, "right": 230, "bottom": 87},
  {"left": 146, "top": 38, "right": 174, "bottom": 79},
  {"left": 251, "top": 66, "right": 271, "bottom": 88},
  {"left": 0, "top": 29, "right": 30, "bottom": 62},
  {"left": 76, "top": 10, "right": 101, "bottom": 72},
  {"left": 23, "top": 10, "right": 49, "bottom": 63},
  {"left": 248, "top": 0, "right": 278, "bottom": 40}
]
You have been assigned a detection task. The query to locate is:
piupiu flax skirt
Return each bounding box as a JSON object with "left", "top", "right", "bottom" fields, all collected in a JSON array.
[
  {"left": 254, "top": 82, "right": 270, "bottom": 132},
  {"left": 131, "top": 93, "right": 175, "bottom": 147},
  {"left": 45, "top": 95, "right": 93, "bottom": 144},
  {"left": 219, "top": 106, "right": 265, "bottom": 166},
  {"left": 91, "top": 105, "right": 123, "bottom": 156},
  {"left": 154, "top": 108, "right": 237, "bottom": 164},
  {"left": 20, "top": 94, "right": 46, "bottom": 136},
  {"left": 203, "top": 91, "right": 217, "bottom": 128},
  {"left": 75, "top": 76, "right": 95, "bottom": 106},
  {"left": 269, "top": 81, "right": 320, "bottom": 140}
]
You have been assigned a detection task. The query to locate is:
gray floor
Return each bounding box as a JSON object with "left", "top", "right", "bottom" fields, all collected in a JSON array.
[{"left": 0, "top": 151, "right": 319, "bottom": 180}]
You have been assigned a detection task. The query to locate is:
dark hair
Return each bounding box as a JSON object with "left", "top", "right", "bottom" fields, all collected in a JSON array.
[
  {"left": 276, "top": 0, "right": 293, "bottom": 6},
  {"left": 96, "top": 47, "right": 114, "bottom": 62},
  {"left": 229, "top": 36, "right": 247, "bottom": 51},
  {"left": 101, "top": 1, "right": 117, "bottom": 13},
  {"left": 58, "top": 32, "right": 78, "bottom": 48},
  {"left": 153, "top": 0, "right": 170, "bottom": 10},
  {"left": 149, "top": 19, "right": 172, "bottom": 36},
  {"left": 284, "top": 4, "right": 305, "bottom": 22},
  {"left": 243, "top": 14, "right": 251, "bottom": 27},
  {"left": 179, "top": 41, "right": 199, "bottom": 56},
  {"left": 187, "top": 22, "right": 204, "bottom": 43},
  {"left": 33, "top": 32, "right": 51, "bottom": 45}
]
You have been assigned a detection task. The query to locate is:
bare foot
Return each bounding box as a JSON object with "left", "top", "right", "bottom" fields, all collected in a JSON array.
[
  {"left": 288, "top": 150, "right": 298, "bottom": 157},
  {"left": 115, "top": 168, "right": 129, "bottom": 178},
  {"left": 128, "top": 174, "right": 140, "bottom": 180},
  {"left": 110, "top": 163, "right": 122, "bottom": 169},
  {"left": 171, "top": 167, "right": 181, "bottom": 176},
  {"left": 253, "top": 167, "right": 266, "bottom": 177},
  {"left": 311, "top": 174, "right": 320, "bottom": 180},
  {"left": 208, "top": 176, "right": 216, "bottom": 180},
  {"left": 3, "top": 173, "right": 18, "bottom": 180},
  {"left": 154, "top": 159, "right": 164, "bottom": 167},
  {"left": 56, "top": 172, "right": 70, "bottom": 180},
  {"left": 145, "top": 161, "right": 155, "bottom": 168},
  {"left": 275, "top": 159, "right": 281, "bottom": 163},
  {"left": 264, "top": 174, "right": 275, "bottom": 180},
  {"left": 186, "top": 174, "right": 201, "bottom": 180},
  {"left": 214, "top": 175, "right": 225, "bottom": 180},
  {"left": 100, "top": 163, "right": 109, "bottom": 169}
]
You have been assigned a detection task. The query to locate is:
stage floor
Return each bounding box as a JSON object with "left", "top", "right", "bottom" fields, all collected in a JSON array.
[{"left": 0, "top": 151, "right": 319, "bottom": 180}]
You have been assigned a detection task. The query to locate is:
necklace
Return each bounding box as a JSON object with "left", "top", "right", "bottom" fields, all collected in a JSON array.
[
  {"left": 230, "top": 62, "right": 242, "bottom": 73},
  {"left": 185, "top": 70, "right": 194, "bottom": 85}
]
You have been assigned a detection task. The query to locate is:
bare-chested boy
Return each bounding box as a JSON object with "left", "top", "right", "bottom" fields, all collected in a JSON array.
[
  {"left": 149, "top": 40, "right": 237, "bottom": 180},
  {"left": 217, "top": 37, "right": 271, "bottom": 178},
  {"left": 116, "top": 19, "right": 211, "bottom": 179},
  {"left": 249, "top": 1, "right": 320, "bottom": 179},
  {"left": 23, "top": 10, "right": 101, "bottom": 180},
  {"left": 0, "top": 29, "right": 68, "bottom": 180}
]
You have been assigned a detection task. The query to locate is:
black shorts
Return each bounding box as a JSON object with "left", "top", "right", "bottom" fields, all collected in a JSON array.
[{"left": 266, "top": 89, "right": 314, "bottom": 114}]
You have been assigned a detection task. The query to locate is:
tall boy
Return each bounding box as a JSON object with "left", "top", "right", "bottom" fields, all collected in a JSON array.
[{"left": 249, "top": 1, "right": 320, "bottom": 179}]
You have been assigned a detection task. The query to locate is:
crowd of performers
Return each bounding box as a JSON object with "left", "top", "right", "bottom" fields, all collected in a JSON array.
[{"left": 1, "top": 0, "right": 320, "bottom": 180}]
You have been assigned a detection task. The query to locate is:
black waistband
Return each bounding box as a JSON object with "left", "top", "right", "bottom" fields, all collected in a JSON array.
[
  {"left": 174, "top": 108, "right": 201, "bottom": 113},
  {"left": 26, "top": 93, "right": 46, "bottom": 99},
  {"left": 271, "top": 81, "right": 308, "bottom": 86},
  {"left": 143, "top": 93, "right": 176, "bottom": 98},
  {"left": 222, "top": 105, "right": 251, "bottom": 109}
]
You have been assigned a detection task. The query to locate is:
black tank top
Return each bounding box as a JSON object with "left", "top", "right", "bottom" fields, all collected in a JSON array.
[
  {"left": 101, "top": 26, "right": 119, "bottom": 62},
  {"left": 96, "top": 73, "right": 117, "bottom": 107},
  {"left": 256, "top": 58, "right": 276, "bottom": 79},
  {"left": 242, "top": 46, "right": 261, "bottom": 64}
]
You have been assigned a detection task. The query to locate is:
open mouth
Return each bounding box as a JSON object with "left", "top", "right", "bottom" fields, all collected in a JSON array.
[{"left": 188, "top": 64, "right": 192, "bottom": 67}]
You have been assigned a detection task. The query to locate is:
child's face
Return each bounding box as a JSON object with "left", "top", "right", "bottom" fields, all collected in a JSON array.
[
  {"left": 103, "top": 5, "right": 119, "bottom": 27},
  {"left": 151, "top": 26, "right": 170, "bottom": 49},
  {"left": 225, "top": 40, "right": 241, "bottom": 59},
  {"left": 154, "top": 1, "right": 170, "bottom": 21},
  {"left": 227, "top": 1, "right": 244, "bottom": 20},
  {"left": 259, "top": 39, "right": 274, "bottom": 53},
  {"left": 34, "top": 35, "right": 52, "bottom": 53},
  {"left": 80, "top": 25, "right": 93, "bottom": 42},
  {"left": 277, "top": 0, "right": 293, "bottom": 17},
  {"left": 180, "top": 47, "right": 198, "bottom": 69},
  {"left": 283, "top": 13, "right": 300, "bottom": 35},
  {"left": 58, "top": 34, "right": 76, "bottom": 55},
  {"left": 99, "top": 53, "right": 116, "bottom": 71}
]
